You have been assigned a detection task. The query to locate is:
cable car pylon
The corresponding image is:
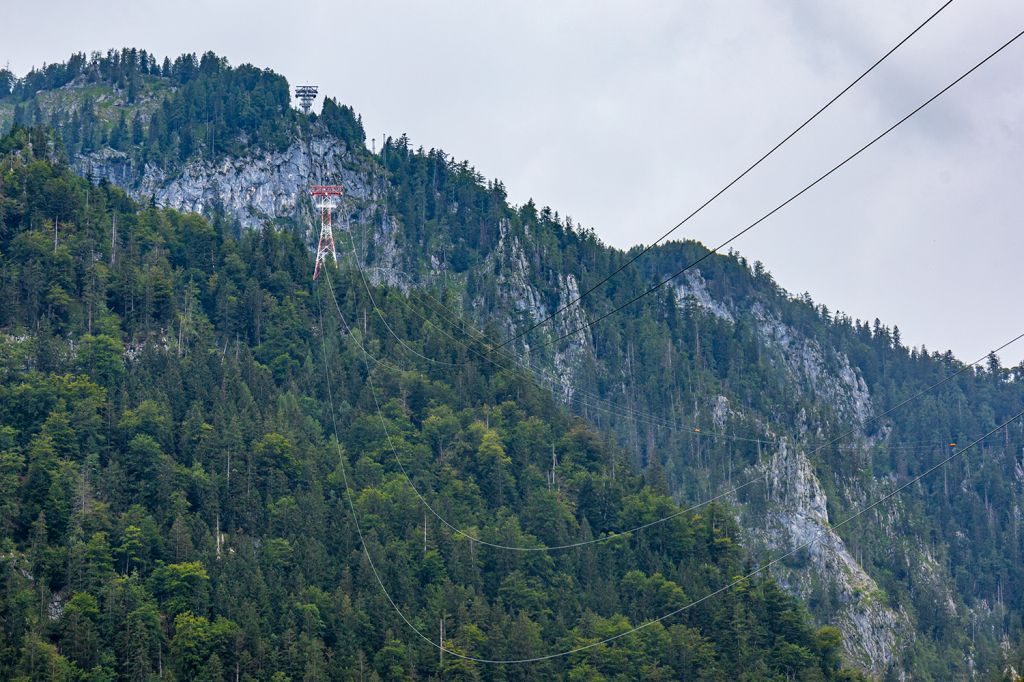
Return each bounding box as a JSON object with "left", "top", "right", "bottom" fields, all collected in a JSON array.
[{"left": 311, "top": 185, "right": 344, "bottom": 280}]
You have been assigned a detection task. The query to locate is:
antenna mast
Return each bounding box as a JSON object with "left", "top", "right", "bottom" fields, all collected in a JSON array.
[{"left": 310, "top": 185, "right": 343, "bottom": 280}]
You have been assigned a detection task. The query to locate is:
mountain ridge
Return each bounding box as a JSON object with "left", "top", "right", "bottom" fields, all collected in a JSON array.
[{"left": 3, "top": 48, "right": 1024, "bottom": 678}]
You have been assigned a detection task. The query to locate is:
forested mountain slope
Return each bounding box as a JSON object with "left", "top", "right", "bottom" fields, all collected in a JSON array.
[
  {"left": 3, "top": 49, "right": 1024, "bottom": 678},
  {"left": 0, "top": 127, "right": 863, "bottom": 681}
]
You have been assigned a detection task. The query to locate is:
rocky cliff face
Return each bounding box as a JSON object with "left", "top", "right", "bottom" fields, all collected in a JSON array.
[
  {"left": 672, "top": 268, "right": 910, "bottom": 672},
  {"left": 79, "top": 135, "right": 371, "bottom": 231},
  {"left": 78, "top": 134, "right": 414, "bottom": 287},
  {"left": 761, "top": 440, "right": 907, "bottom": 676},
  {"left": 485, "top": 219, "right": 594, "bottom": 401},
  {"left": 75, "top": 137, "right": 924, "bottom": 674}
]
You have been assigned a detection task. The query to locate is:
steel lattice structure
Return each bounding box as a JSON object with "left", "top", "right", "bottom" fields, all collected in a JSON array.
[
  {"left": 295, "top": 85, "right": 318, "bottom": 115},
  {"left": 310, "top": 185, "right": 343, "bottom": 280}
]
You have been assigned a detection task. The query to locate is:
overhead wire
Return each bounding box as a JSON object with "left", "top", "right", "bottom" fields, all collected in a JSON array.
[
  {"left": 316, "top": 277, "right": 1024, "bottom": 664},
  {"left": 316, "top": 20, "right": 1024, "bottom": 552},
  {"left": 322, "top": 268, "right": 1024, "bottom": 552},
  {"left": 339, "top": 1, "right": 1002, "bottom": 455},
  {"left": 308, "top": 12, "right": 1024, "bottom": 666},
  {"left": 340, "top": 232, "right": 779, "bottom": 449},
  {"left": 299, "top": 5, "right": 1019, "bottom": 663},
  {"left": 492, "top": 0, "right": 953, "bottom": 351},
  {"left": 345, "top": 253, "right": 1024, "bottom": 456},
  {"left": 528, "top": 26, "right": 1024, "bottom": 354}
]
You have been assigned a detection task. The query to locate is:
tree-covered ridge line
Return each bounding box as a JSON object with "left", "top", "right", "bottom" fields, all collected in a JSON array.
[
  {"left": 0, "top": 127, "right": 868, "bottom": 680},
  {"left": 0, "top": 48, "right": 365, "bottom": 171}
]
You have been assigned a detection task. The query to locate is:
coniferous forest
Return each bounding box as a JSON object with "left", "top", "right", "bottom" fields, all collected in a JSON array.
[
  {"left": 1, "top": 49, "right": 1024, "bottom": 680},
  {"left": 0, "top": 127, "right": 861, "bottom": 680}
]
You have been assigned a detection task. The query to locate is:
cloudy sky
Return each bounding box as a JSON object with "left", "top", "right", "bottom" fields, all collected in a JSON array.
[{"left": 4, "top": 0, "right": 1023, "bottom": 365}]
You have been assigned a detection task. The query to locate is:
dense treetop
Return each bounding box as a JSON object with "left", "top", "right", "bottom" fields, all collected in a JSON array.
[{"left": 0, "top": 49, "right": 364, "bottom": 169}]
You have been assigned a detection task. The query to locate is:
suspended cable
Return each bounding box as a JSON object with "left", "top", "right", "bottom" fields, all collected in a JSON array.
[
  {"left": 308, "top": 14, "right": 1024, "bottom": 665},
  {"left": 493, "top": 0, "right": 953, "bottom": 350},
  {"left": 345, "top": 258, "right": 1024, "bottom": 455},
  {"left": 339, "top": 226, "right": 464, "bottom": 367},
  {"left": 316, "top": 278, "right": 1024, "bottom": 664},
  {"left": 338, "top": 242, "right": 779, "bottom": 447},
  {"left": 315, "top": 19, "right": 1024, "bottom": 557},
  {"left": 343, "top": 18, "right": 1023, "bottom": 457},
  {"left": 323, "top": 269, "right": 759, "bottom": 551},
  {"left": 322, "top": 269, "right": 1023, "bottom": 553},
  {"left": 528, "top": 26, "right": 1024, "bottom": 354}
]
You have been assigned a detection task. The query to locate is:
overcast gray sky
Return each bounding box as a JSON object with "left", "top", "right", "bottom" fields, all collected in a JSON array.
[{"left": 4, "top": 0, "right": 1023, "bottom": 365}]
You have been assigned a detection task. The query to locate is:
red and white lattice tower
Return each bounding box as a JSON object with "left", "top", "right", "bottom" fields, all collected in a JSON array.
[{"left": 310, "top": 185, "right": 343, "bottom": 280}]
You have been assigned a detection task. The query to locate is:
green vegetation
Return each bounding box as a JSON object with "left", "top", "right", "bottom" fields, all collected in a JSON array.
[
  {"left": 0, "top": 127, "right": 861, "bottom": 680},
  {"left": 5, "top": 47, "right": 1024, "bottom": 677},
  {"left": 0, "top": 49, "right": 364, "bottom": 170},
  {"left": 376, "top": 134, "right": 1024, "bottom": 678}
]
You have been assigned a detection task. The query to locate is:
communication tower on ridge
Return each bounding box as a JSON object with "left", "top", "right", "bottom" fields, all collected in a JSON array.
[
  {"left": 295, "top": 85, "right": 318, "bottom": 115},
  {"left": 310, "top": 185, "right": 343, "bottom": 281}
]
